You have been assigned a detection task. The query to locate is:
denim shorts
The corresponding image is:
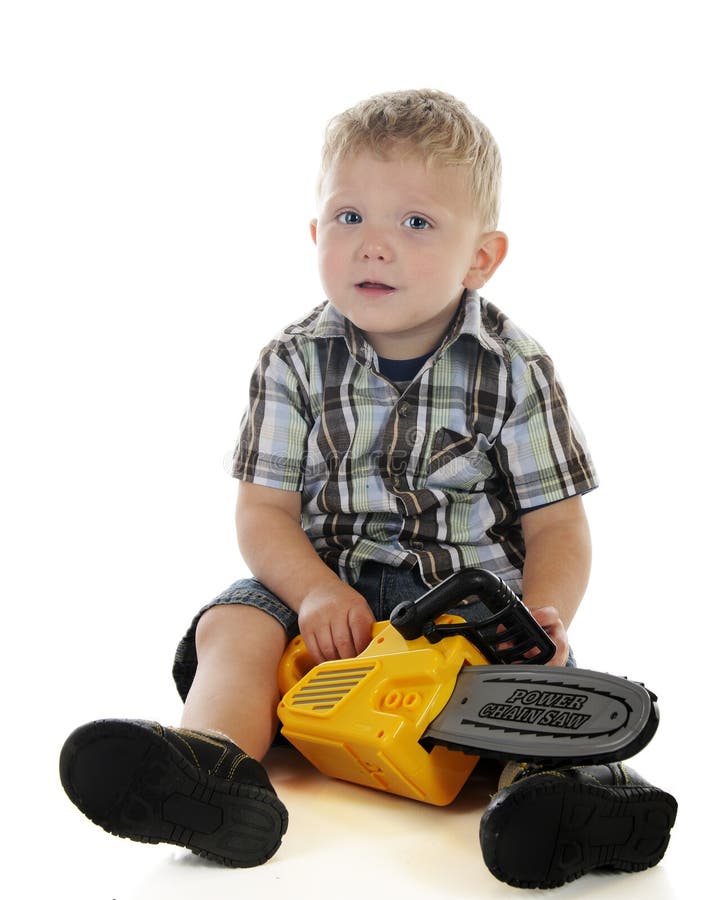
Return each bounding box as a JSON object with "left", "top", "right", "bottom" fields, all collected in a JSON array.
[{"left": 171, "top": 561, "right": 575, "bottom": 701}]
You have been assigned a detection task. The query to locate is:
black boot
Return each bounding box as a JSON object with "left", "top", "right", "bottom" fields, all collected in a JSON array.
[
  {"left": 479, "top": 761, "right": 677, "bottom": 889},
  {"left": 60, "top": 719, "right": 288, "bottom": 867}
]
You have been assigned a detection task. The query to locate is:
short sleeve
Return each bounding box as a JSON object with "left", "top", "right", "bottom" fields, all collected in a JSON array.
[
  {"left": 493, "top": 350, "right": 598, "bottom": 510},
  {"left": 232, "top": 342, "right": 313, "bottom": 492}
]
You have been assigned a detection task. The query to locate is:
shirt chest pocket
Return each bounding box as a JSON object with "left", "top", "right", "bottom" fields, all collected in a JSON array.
[{"left": 424, "top": 427, "right": 495, "bottom": 492}]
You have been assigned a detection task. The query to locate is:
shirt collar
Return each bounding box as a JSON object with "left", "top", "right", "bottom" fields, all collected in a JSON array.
[
  {"left": 304, "top": 302, "right": 373, "bottom": 366},
  {"left": 306, "top": 301, "right": 348, "bottom": 339},
  {"left": 304, "top": 290, "right": 505, "bottom": 362},
  {"left": 442, "top": 290, "right": 506, "bottom": 357}
]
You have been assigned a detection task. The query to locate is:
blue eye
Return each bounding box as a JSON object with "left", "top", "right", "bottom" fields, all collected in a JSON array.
[
  {"left": 338, "top": 211, "right": 362, "bottom": 225},
  {"left": 403, "top": 215, "right": 431, "bottom": 230}
]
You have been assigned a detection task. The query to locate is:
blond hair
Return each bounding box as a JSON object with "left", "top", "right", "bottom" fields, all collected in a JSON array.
[{"left": 319, "top": 89, "right": 502, "bottom": 230}]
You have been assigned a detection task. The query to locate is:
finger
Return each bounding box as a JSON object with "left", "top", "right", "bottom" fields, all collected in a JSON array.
[
  {"left": 494, "top": 621, "right": 519, "bottom": 655},
  {"left": 530, "top": 606, "right": 560, "bottom": 628},
  {"left": 318, "top": 628, "right": 341, "bottom": 661},
  {"left": 303, "top": 631, "right": 323, "bottom": 665},
  {"left": 348, "top": 607, "right": 374, "bottom": 656},
  {"left": 330, "top": 622, "right": 358, "bottom": 660},
  {"left": 538, "top": 621, "right": 569, "bottom": 666},
  {"left": 308, "top": 627, "right": 339, "bottom": 663}
]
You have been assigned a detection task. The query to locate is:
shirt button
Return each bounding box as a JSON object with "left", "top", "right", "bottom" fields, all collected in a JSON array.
[
  {"left": 391, "top": 475, "right": 402, "bottom": 488},
  {"left": 397, "top": 401, "right": 410, "bottom": 417}
]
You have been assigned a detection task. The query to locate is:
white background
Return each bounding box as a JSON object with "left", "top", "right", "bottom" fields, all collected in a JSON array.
[{"left": 2, "top": 1, "right": 717, "bottom": 897}]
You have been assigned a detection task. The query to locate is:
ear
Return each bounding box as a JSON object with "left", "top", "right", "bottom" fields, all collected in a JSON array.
[
  {"left": 463, "top": 231, "right": 509, "bottom": 289},
  {"left": 309, "top": 218, "right": 318, "bottom": 245}
]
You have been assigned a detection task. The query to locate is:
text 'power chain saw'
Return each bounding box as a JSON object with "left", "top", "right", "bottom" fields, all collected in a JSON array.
[{"left": 277, "top": 569, "right": 659, "bottom": 806}]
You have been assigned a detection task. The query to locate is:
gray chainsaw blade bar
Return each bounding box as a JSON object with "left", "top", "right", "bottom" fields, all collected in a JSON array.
[{"left": 422, "top": 665, "right": 659, "bottom": 765}]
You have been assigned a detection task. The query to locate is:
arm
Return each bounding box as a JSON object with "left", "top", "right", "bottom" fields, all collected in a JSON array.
[
  {"left": 520, "top": 494, "right": 592, "bottom": 666},
  {"left": 235, "top": 480, "right": 375, "bottom": 664}
]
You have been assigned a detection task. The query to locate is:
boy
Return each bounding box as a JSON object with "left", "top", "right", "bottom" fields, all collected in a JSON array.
[{"left": 60, "top": 89, "right": 676, "bottom": 888}]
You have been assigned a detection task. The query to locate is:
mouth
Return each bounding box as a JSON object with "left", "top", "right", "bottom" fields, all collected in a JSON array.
[{"left": 355, "top": 281, "right": 396, "bottom": 293}]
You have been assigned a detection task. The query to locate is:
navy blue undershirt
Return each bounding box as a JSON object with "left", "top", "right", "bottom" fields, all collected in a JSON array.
[{"left": 377, "top": 349, "right": 435, "bottom": 384}]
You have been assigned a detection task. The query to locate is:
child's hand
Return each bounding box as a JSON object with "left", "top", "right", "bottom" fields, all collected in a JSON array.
[
  {"left": 529, "top": 605, "right": 569, "bottom": 666},
  {"left": 298, "top": 584, "right": 376, "bottom": 664}
]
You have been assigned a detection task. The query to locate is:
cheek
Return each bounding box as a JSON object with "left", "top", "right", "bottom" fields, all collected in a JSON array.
[
  {"left": 427, "top": 241, "right": 476, "bottom": 287},
  {"left": 317, "top": 246, "right": 340, "bottom": 282},
  {"left": 315, "top": 241, "right": 347, "bottom": 296},
  {"left": 410, "top": 244, "right": 458, "bottom": 286}
]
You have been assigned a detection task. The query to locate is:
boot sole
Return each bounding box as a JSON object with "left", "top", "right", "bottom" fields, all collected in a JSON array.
[
  {"left": 59, "top": 720, "right": 288, "bottom": 867},
  {"left": 480, "top": 774, "right": 677, "bottom": 888}
]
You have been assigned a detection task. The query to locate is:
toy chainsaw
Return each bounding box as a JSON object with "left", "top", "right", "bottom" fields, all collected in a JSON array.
[{"left": 277, "top": 568, "right": 659, "bottom": 806}]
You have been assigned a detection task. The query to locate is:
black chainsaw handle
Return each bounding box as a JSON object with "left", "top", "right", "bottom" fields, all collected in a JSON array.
[
  {"left": 389, "top": 568, "right": 556, "bottom": 665},
  {"left": 390, "top": 569, "right": 517, "bottom": 638}
]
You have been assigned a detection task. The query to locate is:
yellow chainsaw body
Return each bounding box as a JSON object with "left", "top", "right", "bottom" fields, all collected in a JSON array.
[{"left": 276, "top": 616, "right": 489, "bottom": 806}]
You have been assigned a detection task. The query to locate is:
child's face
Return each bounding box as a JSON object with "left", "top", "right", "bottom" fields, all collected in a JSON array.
[{"left": 311, "top": 150, "right": 506, "bottom": 358}]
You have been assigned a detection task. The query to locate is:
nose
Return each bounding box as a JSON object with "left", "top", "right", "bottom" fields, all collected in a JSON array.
[
  {"left": 358, "top": 227, "right": 392, "bottom": 261},
  {"left": 363, "top": 243, "right": 386, "bottom": 261}
]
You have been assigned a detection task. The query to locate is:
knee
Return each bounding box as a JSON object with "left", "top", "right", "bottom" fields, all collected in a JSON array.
[
  {"left": 195, "top": 603, "right": 286, "bottom": 658},
  {"left": 195, "top": 603, "right": 240, "bottom": 646}
]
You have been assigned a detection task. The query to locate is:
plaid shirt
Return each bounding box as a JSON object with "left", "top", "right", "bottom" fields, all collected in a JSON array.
[{"left": 233, "top": 290, "right": 597, "bottom": 590}]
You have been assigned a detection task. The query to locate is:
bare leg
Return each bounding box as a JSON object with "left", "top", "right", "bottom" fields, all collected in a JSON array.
[{"left": 180, "top": 604, "right": 287, "bottom": 760}]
